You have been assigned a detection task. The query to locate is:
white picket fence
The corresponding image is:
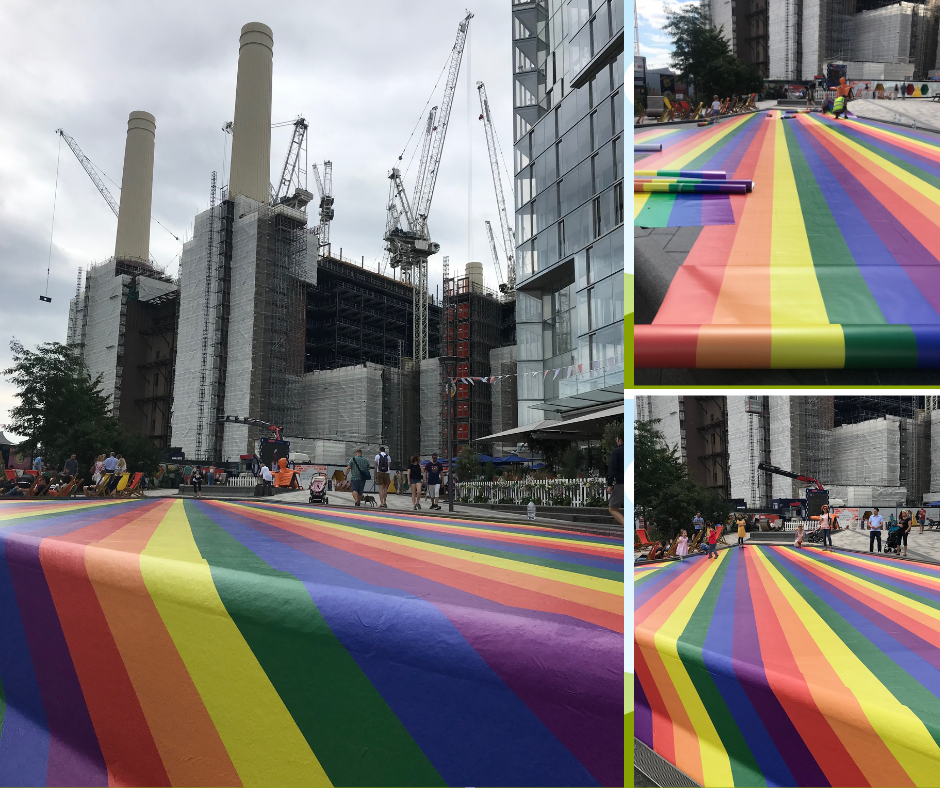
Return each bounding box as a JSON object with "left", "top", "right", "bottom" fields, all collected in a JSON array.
[
  {"left": 454, "top": 478, "right": 608, "bottom": 507},
  {"left": 228, "top": 474, "right": 259, "bottom": 488}
]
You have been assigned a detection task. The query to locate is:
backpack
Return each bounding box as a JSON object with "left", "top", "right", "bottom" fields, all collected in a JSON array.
[{"left": 378, "top": 453, "right": 389, "bottom": 473}]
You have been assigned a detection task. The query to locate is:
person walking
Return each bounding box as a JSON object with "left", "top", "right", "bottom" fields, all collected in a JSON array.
[
  {"left": 260, "top": 463, "right": 274, "bottom": 497},
  {"left": 63, "top": 454, "right": 78, "bottom": 482},
  {"left": 899, "top": 509, "right": 913, "bottom": 558},
  {"left": 705, "top": 525, "right": 719, "bottom": 559},
  {"left": 424, "top": 452, "right": 444, "bottom": 510},
  {"left": 736, "top": 513, "right": 746, "bottom": 549},
  {"left": 207, "top": 466, "right": 215, "bottom": 486},
  {"left": 607, "top": 434, "right": 625, "bottom": 526},
  {"left": 817, "top": 504, "right": 834, "bottom": 552},
  {"left": 191, "top": 467, "right": 204, "bottom": 498},
  {"left": 869, "top": 507, "right": 884, "bottom": 552},
  {"left": 676, "top": 530, "right": 689, "bottom": 559},
  {"left": 918, "top": 507, "right": 926, "bottom": 534},
  {"left": 408, "top": 455, "right": 424, "bottom": 510},
  {"left": 345, "top": 449, "right": 370, "bottom": 507},
  {"left": 692, "top": 512, "right": 705, "bottom": 545},
  {"left": 374, "top": 446, "right": 392, "bottom": 508}
]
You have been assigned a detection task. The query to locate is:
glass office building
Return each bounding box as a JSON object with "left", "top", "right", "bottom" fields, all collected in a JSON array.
[{"left": 512, "top": 0, "right": 625, "bottom": 426}]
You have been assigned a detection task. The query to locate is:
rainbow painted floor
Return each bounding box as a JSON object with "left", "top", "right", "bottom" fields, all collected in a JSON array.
[
  {"left": 635, "top": 111, "right": 940, "bottom": 368},
  {"left": 635, "top": 545, "right": 940, "bottom": 787},
  {"left": 0, "top": 498, "right": 623, "bottom": 786}
]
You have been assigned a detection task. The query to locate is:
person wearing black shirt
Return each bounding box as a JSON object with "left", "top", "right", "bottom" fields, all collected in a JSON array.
[
  {"left": 607, "top": 433, "right": 624, "bottom": 526},
  {"left": 192, "top": 467, "right": 204, "bottom": 498},
  {"left": 424, "top": 453, "right": 443, "bottom": 510},
  {"left": 408, "top": 456, "right": 423, "bottom": 510},
  {"left": 63, "top": 454, "right": 78, "bottom": 481}
]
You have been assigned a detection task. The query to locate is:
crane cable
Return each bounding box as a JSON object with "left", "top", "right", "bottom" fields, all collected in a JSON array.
[
  {"left": 398, "top": 46, "right": 454, "bottom": 179},
  {"left": 43, "top": 133, "right": 63, "bottom": 301}
]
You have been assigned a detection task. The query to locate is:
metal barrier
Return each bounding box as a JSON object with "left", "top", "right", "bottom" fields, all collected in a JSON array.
[{"left": 454, "top": 477, "right": 608, "bottom": 506}]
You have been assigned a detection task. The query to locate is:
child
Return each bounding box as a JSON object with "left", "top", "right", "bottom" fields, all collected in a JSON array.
[
  {"left": 676, "top": 529, "right": 689, "bottom": 559},
  {"left": 705, "top": 525, "right": 719, "bottom": 559},
  {"left": 794, "top": 523, "right": 804, "bottom": 548}
]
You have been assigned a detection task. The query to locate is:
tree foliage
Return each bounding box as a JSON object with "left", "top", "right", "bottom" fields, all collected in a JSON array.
[
  {"left": 663, "top": 3, "right": 764, "bottom": 103},
  {"left": 4, "top": 339, "right": 161, "bottom": 478},
  {"left": 455, "top": 445, "right": 480, "bottom": 482},
  {"left": 635, "top": 419, "right": 729, "bottom": 540}
]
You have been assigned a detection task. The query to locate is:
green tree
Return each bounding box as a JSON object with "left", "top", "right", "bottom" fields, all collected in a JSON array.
[
  {"left": 455, "top": 445, "right": 480, "bottom": 482},
  {"left": 663, "top": 3, "right": 764, "bottom": 103},
  {"left": 635, "top": 419, "right": 729, "bottom": 540},
  {"left": 4, "top": 339, "right": 161, "bottom": 478}
]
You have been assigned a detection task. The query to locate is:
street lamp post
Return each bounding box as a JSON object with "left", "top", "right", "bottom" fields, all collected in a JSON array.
[{"left": 439, "top": 354, "right": 458, "bottom": 513}]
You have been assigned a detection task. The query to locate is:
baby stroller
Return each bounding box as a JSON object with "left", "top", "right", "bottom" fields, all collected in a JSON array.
[
  {"left": 884, "top": 524, "right": 903, "bottom": 555},
  {"left": 308, "top": 473, "right": 328, "bottom": 505}
]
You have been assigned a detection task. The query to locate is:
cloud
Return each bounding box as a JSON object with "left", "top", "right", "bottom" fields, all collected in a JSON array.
[{"left": 0, "top": 0, "right": 515, "bottom": 436}]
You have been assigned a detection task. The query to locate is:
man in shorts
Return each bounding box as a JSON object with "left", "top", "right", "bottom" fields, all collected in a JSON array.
[
  {"left": 374, "top": 446, "right": 392, "bottom": 508},
  {"left": 607, "top": 433, "right": 624, "bottom": 526},
  {"left": 424, "top": 452, "right": 444, "bottom": 510}
]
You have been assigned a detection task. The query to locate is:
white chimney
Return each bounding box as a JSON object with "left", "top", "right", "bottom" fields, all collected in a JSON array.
[
  {"left": 114, "top": 111, "right": 155, "bottom": 263},
  {"left": 228, "top": 22, "right": 273, "bottom": 203}
]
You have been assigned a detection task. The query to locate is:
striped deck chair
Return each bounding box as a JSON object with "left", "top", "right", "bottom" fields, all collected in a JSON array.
[
  {"left": 49, "top": 477, "right": 82, "bottom": 498},
  {"left": 84, "top": 473, "right": 112, "bottom": 498},
  {"left": 117, "top": 472, "right": 144, "bottom": 498}
]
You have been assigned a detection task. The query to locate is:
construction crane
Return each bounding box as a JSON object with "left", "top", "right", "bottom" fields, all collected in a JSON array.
[
  {"left": 412, "top": 107, "right": 438, "bottom": 212},
  {"left": 55, "top": 129, "right": 120, "bottom": 218},
  {"left": 476, "top": 81, "right": 515, "bottom": 292},
  {"left": 273, "top": 117, "right": 312, "bottom": 209},
  {"left": 484, "top": 220, "right": 505, "bottom": 289},
  {"left": 384, "top": 11, "right": 473, "bottom": 361},
  {"left": 757, "top": 462, "right": 824, "bottom": 490},
  {"left": 757, "top": 462, "right": 830, "bottom": 522},
  {"left": 311, "top": 162, "right": 334, "bottom": 256}
]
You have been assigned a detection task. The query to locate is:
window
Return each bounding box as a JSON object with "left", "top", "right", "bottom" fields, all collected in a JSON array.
[
  {"left": 515, "top": 74, "right": 539, "bottom": 107},
  {"left": 612, "top": 89, "right": 623, "bottom": 134},
  {"left": 558, "top": 218, "right": 565, "bottom": 252},
  {"left": 568, "top": 25, "right": 592, "bottom": 76},
  {"left": 592, "top": 196, "right": 602, "bottom": 238},
  {"left": 613, "top": 134, "right": 622, "bottom": 179},
  {"left": 515, "top": 133, "right": 532, "bottom": 172},
  {"left": 515, "top": 41, "right": 537, "bottom": 73},
  {"left": 567, "top": 0, "right": 591, "bottom": 34},
  {"left": 594, "top": 97, "right": 613, "bottom": 148},
  {"left": 614, "top": 181, "right": 623, "bottom": 226},
  {"left": 594, "top": 141, "right": 614, "bottom": 192},
  {"left": 591, "top": 61, "right": 611, "bottom": 105},
  {"left": 514, "top": 13, "right": 537, "bottom": 40},
  {"left": 515, "top": 167, "right": 533, "bottom": 208},
  {"left": 592, "top": 2, "right": 610, "bottom": 49}
]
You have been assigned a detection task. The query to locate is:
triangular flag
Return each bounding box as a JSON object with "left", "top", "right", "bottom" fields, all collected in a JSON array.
[
  {"left": 552, "top": 368, "right": 560, "bottom": 379},
  {"left": 578, "top": 364, "right": 583, "bottom": 373},
  {"left": 567, "top": 365, "right": 574, "bottom": 377},
  {"left": 607, "top": 356, "right": 615, "bottom": 368},
  {"left": 543, "top": 370, "right": 550, "bottom": 379},
  {"left": 592, "top": 360, "right": 600, "bottom": 371}
]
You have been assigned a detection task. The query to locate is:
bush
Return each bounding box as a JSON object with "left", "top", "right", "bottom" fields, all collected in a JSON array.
[
  {"left": 550, "top": 495, "right": 573, "bottom": 506},
  {"left": 472, "top": 493, "right": 490, "bottom": 503},
  {"left": 585, "top": 496, "right": 607, "bottom": 508}
]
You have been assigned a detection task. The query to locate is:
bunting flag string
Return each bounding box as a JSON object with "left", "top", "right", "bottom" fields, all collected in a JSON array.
[{"left": 449, "top": 357, "right": 620, "bottom": 385}]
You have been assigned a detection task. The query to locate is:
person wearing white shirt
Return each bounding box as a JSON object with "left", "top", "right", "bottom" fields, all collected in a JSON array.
[
  {"left": 710, "top": 95, "right": 721, "bottom": 117},
  {"left": 260, "top": 464, "right": 274, "bottom": 497},
  {"left": 374, "top": 447, "right": 392, "bottom": 508},
  {"left": 868, "top": 508, "right": 884, "bottom": 553}
]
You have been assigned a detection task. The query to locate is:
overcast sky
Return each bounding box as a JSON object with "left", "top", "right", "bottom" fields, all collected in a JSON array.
[
  {"left": 637, "top": 0, "right": 696, "bottom": 69},
  {"left": 0, "top": 0, "right": 516, "bottom": 438}
]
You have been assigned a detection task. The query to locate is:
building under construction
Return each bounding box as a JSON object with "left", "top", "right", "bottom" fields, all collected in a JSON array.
[
  {"left": 67, "top": 21, "right": 518, "bottom": 466},
  {"left": 637, "top": 395, "right": 940, "bottom": 509},
  {"left": 711, "top": 0, "right": 940, "bottom": 81}
]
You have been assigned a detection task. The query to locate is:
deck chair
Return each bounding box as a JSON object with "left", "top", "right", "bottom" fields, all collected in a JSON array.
[
  {"left": 689, "top": 102, "right": 703, "bottom": 120},
  {"left": 659, "top": 96, "right": 676, "bottom": 123},
  {"left": 84, "top": 473, "right": 111, "bottom": 498},
  {"left": 724, "top": 97, "right": 738, "bottom": 114},
  {"left": 645, "top": 96, "right": 666, "bottom": 122},
  {"left": 117, "top": 472, "right": 144, "bottom": 498},
  {"left": 4, "top": 470, "right": 16, "bottom": 482},
  {"left": 25, "top": 475, "right": 56, "bottom": 498},
  {"left": 717, "top": 525, "right": 731, "bottom": 546},
  {"left": 49, "top": 477, "right": 81, "bottom": 498},
  {"left": 635, "top": 106, "right": 647, "bottom": 124},
  {"left": 664, "top": 535, "right": 679, "bottom": 558},
  {"left": 758, "top": 518, "right": 771, "bottom": 531},
  {"left": 689, "top": 529, "right": 704, "bottom": 553},
  {"left": 107, "top": 473, "right": 131, "bottom": 497}
]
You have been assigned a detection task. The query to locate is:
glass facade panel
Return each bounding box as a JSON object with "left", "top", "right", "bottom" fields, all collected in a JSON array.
[{"left": 512, "top": 0, "right": 623, "bottom": 412}]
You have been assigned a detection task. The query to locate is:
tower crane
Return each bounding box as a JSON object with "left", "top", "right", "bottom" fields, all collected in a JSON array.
[
  {"left": 484, "top": 220, "right": 505, "bottom": 290},
  {"left": 412, "top": 107, "right": 437, "bottom": 211},
  {"left": 273, "top": 117, "right": 312, "bottom": 209},
  {"left": 55, "top": 129, "right": 120, "bottom": 218},
  {"left": 384, "top": 10, "right": 473, "bottom": 361},
  {"left": 311, "top": 162, "right": 335, "bottom": 256},
  {"left": 476, "top": 81, "right": 515, "bottom": 292}
]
